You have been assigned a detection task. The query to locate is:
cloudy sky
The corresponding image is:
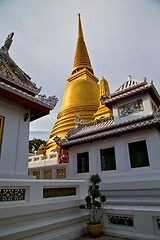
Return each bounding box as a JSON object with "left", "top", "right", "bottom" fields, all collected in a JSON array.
[{"left": 0, "top": 0, "right": 160, "bottom": 140}]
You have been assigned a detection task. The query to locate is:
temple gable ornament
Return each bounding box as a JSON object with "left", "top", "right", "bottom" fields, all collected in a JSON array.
[
  {"left": 0, "top": 32, "right": 14, "bottom": 53},
  {"left": 118, "top": 99, "right": 144, "bottom": 118},
  {"left": 38, "top": 94, "right": 59, "bottom": 108}
]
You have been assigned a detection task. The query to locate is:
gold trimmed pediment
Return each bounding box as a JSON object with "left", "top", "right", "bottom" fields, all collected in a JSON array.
[{"left": 0, "top": 56, "right": 21, "bottom": 83}]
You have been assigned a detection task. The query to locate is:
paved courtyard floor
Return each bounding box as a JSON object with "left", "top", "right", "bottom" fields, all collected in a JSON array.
[{"left": 74, "top": 233, "right": 133, "bottom": 240}]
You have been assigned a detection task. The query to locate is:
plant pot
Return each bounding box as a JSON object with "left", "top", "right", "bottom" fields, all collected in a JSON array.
[{"left": 87, "top": 223, "right": 102, "bottom": 237}]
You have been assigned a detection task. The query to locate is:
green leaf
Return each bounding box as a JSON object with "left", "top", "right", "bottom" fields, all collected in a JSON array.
[
  {"left": 89, "top": 174, "right": 101, "bottom": 184},
  {"left": 79, "top": 204, "right": 86, "bottom": 209},
  {"left": 85, "top": 195, "right": 91, "bottom": 203},
  {"left": 100, "top": 195, "right": 106, "bottom": 203}
]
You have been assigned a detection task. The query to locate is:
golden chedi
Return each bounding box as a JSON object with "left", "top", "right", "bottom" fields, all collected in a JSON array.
[
  {"left": 46, "top": 14, "right": 100, "bottom": 153},
  {"left": 94, "top": 76, "right": 113, "bottom": 120}
]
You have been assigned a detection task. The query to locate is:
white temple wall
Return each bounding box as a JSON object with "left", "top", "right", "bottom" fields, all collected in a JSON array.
[
  {"left": 68, "top": 129, "right": 160, "bottom": 240},
  {"left": 102, "top": 204, "right": 160, "bottom": 240},
  {"left": 0, "top": 96, "right": 29, "bottom": 178},
  {"left": 0, "top": 177, "right": 160, "bottom": 239},
  {"left": 68, "top": 128, "right": 160, "bottom": 181},
  {"left": 0, "top": 179, "right": 88, "bottom": 240}
]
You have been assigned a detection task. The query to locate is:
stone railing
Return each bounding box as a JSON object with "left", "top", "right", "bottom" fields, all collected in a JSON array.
[
  {"left": 28, "top": 152, "right": 70, "bottom": 180},
  {"left": 28, "top": 152, "right": 58, "bottom": 163},
  {"left": 0, "top": 178, "right": 87, "bottom": 204}
]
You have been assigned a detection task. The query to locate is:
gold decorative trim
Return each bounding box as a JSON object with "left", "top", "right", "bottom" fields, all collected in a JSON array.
[
  {"left": 44, "top": 169, "right": 52, "bottom": 179},
  {"left": 0, "top": 189, "right": 25, "bottom": 201},
  {"left": 56, "top": 169, "right": 66, "bottom": 179},
  {"left": 33, "top": 171, "right": 40, "bottom": 179},
  {"left": 43, "top": 187, "right": 76, "bottom": 198},
  {"left": 0, "top": 115, "right": 5, "bottom": 154},
  {"left": 67, "top": 68, "right": 98, "bottom": 83}
]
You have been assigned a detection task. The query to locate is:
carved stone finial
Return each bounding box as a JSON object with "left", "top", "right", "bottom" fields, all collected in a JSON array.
[
  {"left": 47, "top": 96, "right": 59, "bottom": 107},
  {"left": 53, "top": 136, "right": 62, "bottom": 146},
  {"left": 53, "top": 135, "right": 67, "bottom": 146},
  {"left": 1, "top": 33, "right": 14, "bottom": 52},
  {"left": 75, "top": 115, "right": 85, "bottom": 127},
  {"left": 128, "top": 75, "right": 132, "bottom": 81},
  {"left": 38, "top": 94, "right": 59, "bottom": 108}
]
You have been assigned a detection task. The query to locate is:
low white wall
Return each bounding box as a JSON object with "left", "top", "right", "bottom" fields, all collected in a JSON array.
[
  {"left": 103, "top": 205, "right": 160, "bottom": 240},
  {"left": 0, "top": 178, "right": 87, "bottom": 206},
  {"left": 1, "top": 178, "right": 160, "bottom": 240},
  {"left": 0, "top": 179, "right": 88, "bottom": 240},
  {"left": 100, "top": 179, "right": 160, "bottom": 240}
]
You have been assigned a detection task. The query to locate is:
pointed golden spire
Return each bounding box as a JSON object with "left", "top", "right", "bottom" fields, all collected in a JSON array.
[
  {"left": 78, "top": 13, "right": 84, "bottom": 39},
  {"left": 72, "top": 14, "right": 94, "bottom": 75}
]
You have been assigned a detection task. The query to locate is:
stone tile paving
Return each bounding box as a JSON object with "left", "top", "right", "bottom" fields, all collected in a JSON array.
[{"left": 74, "top": 233, "right": 133, "bottom": 240}]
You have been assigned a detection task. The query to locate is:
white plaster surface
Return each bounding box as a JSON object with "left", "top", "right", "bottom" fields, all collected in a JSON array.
[
  {"left": 0, "top": 179, "right": 88, "bottom": 240},
  {"left": 67, "top": 128, "right": 160, "bottom": 240},
  {"left": 0, "top": 96, "right": 29, "bottom": 178}
]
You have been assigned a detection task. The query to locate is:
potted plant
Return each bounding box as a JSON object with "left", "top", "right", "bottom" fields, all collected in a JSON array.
[{"left": 79, "top": 174, "right": 106, "bottom": 237}]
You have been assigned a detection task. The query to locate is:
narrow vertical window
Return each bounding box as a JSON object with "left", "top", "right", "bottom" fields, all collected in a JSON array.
[
  {"left": 128, "top": 140, "right": 150, "bottom": 168},
  {"left": 0, "top": 116, "right": 5, "bottom": 155},
  {"left": 100, "top": 147, "right": 116, "bottom": 171},
  {"left": 77, "top": 152, "right": 89, "bottom": 173}
]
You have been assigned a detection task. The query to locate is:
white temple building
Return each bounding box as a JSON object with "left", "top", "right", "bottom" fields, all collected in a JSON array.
[{"left": 57, "top": 77, "right": 160, "bottom": 240}]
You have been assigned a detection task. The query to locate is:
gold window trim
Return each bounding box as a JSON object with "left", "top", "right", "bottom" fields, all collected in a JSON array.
[{"left": 0, "top": 116, "right": 5, "bottom": 154}]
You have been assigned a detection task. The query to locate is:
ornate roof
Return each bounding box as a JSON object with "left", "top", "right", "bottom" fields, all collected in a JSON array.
[
  {"left": 116, "top": 75, "right": 142, "bottom": 92},
  {"left": 0, "top": 33, "right": 58, "bottom": 121},
  {"left": 102, "top": 81, "right": 160, "bottom": 108},
  {"left": 0, "top": 33, "right": 41, "bottom": 96},
  {"left": 0, "top": 81, "right": 58, "bottom": 121},
  {"left": 67, "top": 116, "right": 114, "bottom": 140},
  {"left": 54, "top": 78, "right": 160, "bottom": 148},
  {"left": 56, "top": 113, "right": 160, "bottom": 148}
]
